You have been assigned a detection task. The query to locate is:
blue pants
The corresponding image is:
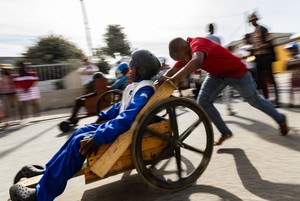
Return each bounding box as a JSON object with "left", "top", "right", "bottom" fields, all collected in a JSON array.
[
  {"left": 197, "top": 72, "right": 285, "bottom": 135},
  {"left": 36, "top": 124, "right": 100, "bottom": 201}
]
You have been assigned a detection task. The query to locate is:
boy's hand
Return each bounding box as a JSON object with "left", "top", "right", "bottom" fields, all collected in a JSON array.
[
  {"left": 158, "top": 75, "right": 171, "bottom": 85},
  {"left": 80, "top": 137, "right": 100, "bottom": 157}
]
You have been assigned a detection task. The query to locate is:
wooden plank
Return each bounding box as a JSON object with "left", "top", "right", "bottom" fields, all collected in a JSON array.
[
  {"left": 83, "top": 120, "right": 171, "bottom": 183},
  {"left": 89, "top": 80, "right": 176, "bottom": 178}
]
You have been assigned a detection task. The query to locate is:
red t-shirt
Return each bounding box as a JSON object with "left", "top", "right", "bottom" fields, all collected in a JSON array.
[
  {"left": 13, "top": 72, "right": 38, "bottom": 89},
  {"left": 174, "top": 37, "right": 247, "bottom": 78}
]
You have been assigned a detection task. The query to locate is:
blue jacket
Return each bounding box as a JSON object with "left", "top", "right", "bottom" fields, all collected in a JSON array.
[{"left": 93, "top": 85, "right": 154, "bottom": 144}]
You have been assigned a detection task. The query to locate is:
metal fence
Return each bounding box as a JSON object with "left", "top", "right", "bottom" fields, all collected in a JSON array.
[
  {"left": 0, "top": 62, "right": 83, "bottom": 127},
  {"left": 12, "top": 62, "right": 82, "bottom": 81}
]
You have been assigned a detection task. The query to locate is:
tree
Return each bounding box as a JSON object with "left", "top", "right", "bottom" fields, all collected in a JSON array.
[
  {"left": 100, "top": 25, "right": 131, "bottom": 58},
  {"left": 23, "top": 34, "right": 85, "bottom": 64}
]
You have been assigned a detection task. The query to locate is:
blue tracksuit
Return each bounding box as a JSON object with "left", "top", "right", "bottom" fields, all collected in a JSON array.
[{"left": 35, "top": 81, "right": 155, "bottom": 201}]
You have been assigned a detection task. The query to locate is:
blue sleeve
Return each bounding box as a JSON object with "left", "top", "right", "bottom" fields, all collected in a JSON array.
[
  {"left": 93, "top": 86, "right": 155, "bottom": 144},
  {"left": 111, "top": 76, "right": 129, "bottom": 89},
  {"left": 97, "top": 103, "right": 121, "bottom": 120}
]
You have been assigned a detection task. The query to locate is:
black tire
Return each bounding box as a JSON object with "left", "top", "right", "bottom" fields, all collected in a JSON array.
[
  {"left": 95, "top": 89, "right": 123, "bottom": 114},
  {"left": 59, "top": 121, "right": 70, "bottom": 133},
  {"left": 132, "top": 97, "right": 214, "bottom": 191}
]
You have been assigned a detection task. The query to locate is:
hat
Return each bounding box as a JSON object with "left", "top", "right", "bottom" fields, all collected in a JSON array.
[{"left": 248, "top": 13, "right": 259, "bottom": 22}]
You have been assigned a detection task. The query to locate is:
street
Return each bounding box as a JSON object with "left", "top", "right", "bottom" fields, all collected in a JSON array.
[{"left": 1, "top": 94, "right": 299, "bottom": 201}]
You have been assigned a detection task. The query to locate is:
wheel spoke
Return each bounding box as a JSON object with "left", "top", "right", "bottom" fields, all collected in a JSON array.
[
  {"left": 102, "top": 98, "right": 111, "bottom": 105},
  {"left": 179, "top": 142, "right": 205, "bottom": 154},
  {"left": 167, "top": 106, "right": 179, "bottom": 139},
  {"left": 179, "top": 118, "right": 202, "bottom": 142},
  {"left": 174, "top": 146, "right": 182, "bottom": 179}
]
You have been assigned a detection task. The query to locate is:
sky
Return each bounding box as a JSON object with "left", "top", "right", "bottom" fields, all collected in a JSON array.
[{"left": 1, "top": 0, "right": 299, "bottom": 65}]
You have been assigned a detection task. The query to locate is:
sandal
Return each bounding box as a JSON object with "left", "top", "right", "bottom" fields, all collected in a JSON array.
[
  {"left": 14, "top": 165, "right": 45, "bottom": 184},
  {"left": 9, "top": 184, "right": 36, "bottom": 201}
]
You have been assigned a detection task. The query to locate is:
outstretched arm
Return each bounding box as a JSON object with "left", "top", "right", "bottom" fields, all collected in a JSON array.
[{"left": 171, "top": 51, "right": 205, "bottom": 83}]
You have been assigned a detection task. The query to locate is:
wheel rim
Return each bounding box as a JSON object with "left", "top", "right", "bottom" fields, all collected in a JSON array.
[
  {"left": 132, "top": 97, "right": 214, "bottom": 191},
  {"left": 95, "top": 89, "right": 122, "bottom": 113}
]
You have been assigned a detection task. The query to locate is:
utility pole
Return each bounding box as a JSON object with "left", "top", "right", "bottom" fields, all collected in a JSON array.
[{"left": 79, "top": 0, "right": 93, "bottom": 58}]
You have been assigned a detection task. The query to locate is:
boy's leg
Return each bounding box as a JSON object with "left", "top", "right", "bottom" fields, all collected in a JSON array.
[
  {"left": 229, "top": 72, "right": 288, "bottom": 135},
  {"left": 35, "top": 132, "right": 88, "bottom": 201},
  {"left": 197, "top": 75, "right": 232, "bottom": 137},
  {"left": 10, "top": 132, "right": 90, "bottom": 201},
  {"left": 46, "top": 124, "right": 99, "bottom": 167},
  {"left": 69, "top": 92, "right": 96, "bottom": 122}
]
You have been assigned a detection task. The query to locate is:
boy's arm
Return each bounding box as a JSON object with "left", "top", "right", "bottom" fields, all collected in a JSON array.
[
  {"left": 94, "top": 86, "right": 154, "bottom": 144},
  {"left": 81, "top": 86, "right": 154, "bottom": 157},
  {"left": 171, "top": 51, "right": 204, "bottom": 83}
]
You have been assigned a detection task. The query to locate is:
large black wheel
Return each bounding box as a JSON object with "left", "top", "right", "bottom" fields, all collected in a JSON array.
[
  {"left": 59, "top": 121, "right": 71, "bottom": 132},
  {"left": 95, "top": 89, "right": 122, "bottom": 114},
  {"left": 132, "top": 97, "right": 214, "bottom": 191}
]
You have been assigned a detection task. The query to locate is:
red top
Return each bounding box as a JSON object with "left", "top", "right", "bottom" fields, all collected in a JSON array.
[
  {"left": 174, "top": 37, "right": 248, "bottom": 78},
  {"left": 13, "top": 72, "right": 38, "bottom": 89}
]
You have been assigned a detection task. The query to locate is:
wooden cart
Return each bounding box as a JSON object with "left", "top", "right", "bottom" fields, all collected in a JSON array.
[
  {"left": 18, "top": 80, "right": 214, "bottom": 192},
  {"left": 59, "top": 76, "right": 123, "bottom": 132}
]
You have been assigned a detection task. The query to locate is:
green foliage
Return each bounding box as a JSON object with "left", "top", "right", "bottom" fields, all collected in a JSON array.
[
  {"left": 23, "top": 34, "right": 85, "bottom": 64},
  {"left": 101, "top": 25, "right": 131, "bottom": 58}
]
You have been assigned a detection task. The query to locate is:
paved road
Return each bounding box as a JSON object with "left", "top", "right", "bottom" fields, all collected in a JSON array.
[{"left": 1, "top": 97, "right": 299, "bottom": 201}]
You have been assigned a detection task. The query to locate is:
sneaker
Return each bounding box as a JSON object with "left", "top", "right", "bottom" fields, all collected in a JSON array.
[
  {"left": 279, "top": 116, "right": 289, "bottom": 136},
  {"left": 214, "top": 133, "right": 233, "bottom": 146}
]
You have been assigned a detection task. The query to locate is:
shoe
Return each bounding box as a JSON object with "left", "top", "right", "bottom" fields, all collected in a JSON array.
[
  {"left": 214, "top": 133, "right": 233, "bottom": 146},
  {"left": 14, "top": 165, "right": 45, "bottom": 184},
  {"left": 9, "top": 184, "right": 36, "bottom": 201},
  {"left": 279, "top": 116, "right": 289, "bottom": 136}
]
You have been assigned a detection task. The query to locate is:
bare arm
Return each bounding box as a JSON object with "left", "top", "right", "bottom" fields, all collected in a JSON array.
[{"left": 171, "top": 51, "right": 205, "bottom": 83}]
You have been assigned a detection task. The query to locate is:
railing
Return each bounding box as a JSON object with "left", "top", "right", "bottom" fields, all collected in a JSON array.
[
  {"left": 0, "top": 62, "right": 85, "bottom": 126},
  {"left": 11, "top": 62, "right": 82, "bottom": 81}
]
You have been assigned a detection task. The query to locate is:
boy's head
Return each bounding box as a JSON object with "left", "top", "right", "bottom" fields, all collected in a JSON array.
[
  {"left": 248, "top": 12, "right": 259, "bottom": 26},
  {"left": 129, "top": 49, "right": 161, "bottom": 82},
  {"left": 115, "top": 62, "right": 130, "bottom": 79},
  {"left": 208, "top": 23, "right": 215, "bottom": 34},
  {"left": 169, "top": 37, "right": 191, "bottom": 63}
]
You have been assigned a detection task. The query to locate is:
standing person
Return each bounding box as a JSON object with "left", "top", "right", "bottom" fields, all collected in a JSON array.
[
  {"left": 240, "top": 33, "right": 259, "bottom": 88},
  {"left": 0, "top": 65, "right": 18, "bottom": 124},
  {"left": 14, "top": 62, "right": 41, "bottom": 120},
  {"left": 158, "top": 37, "right": 289, "bottom": 146},
  {"left": 9, "top": 49, "right": 161, "bottom": 201},
  {"left": 248, "top": 12, "right": 280, "bottom": 107},
  {"left": 206, "top": 23, "right": 235, "bottom": 115},
  {"left": 206, "top": 23, "right": 221, "bottom": 44},
  {"left": 78, "top": 58, "right": 99, "bottom": 94},
  {"left": 284, "top": 42, "right": 300, "bottom": 107}
]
